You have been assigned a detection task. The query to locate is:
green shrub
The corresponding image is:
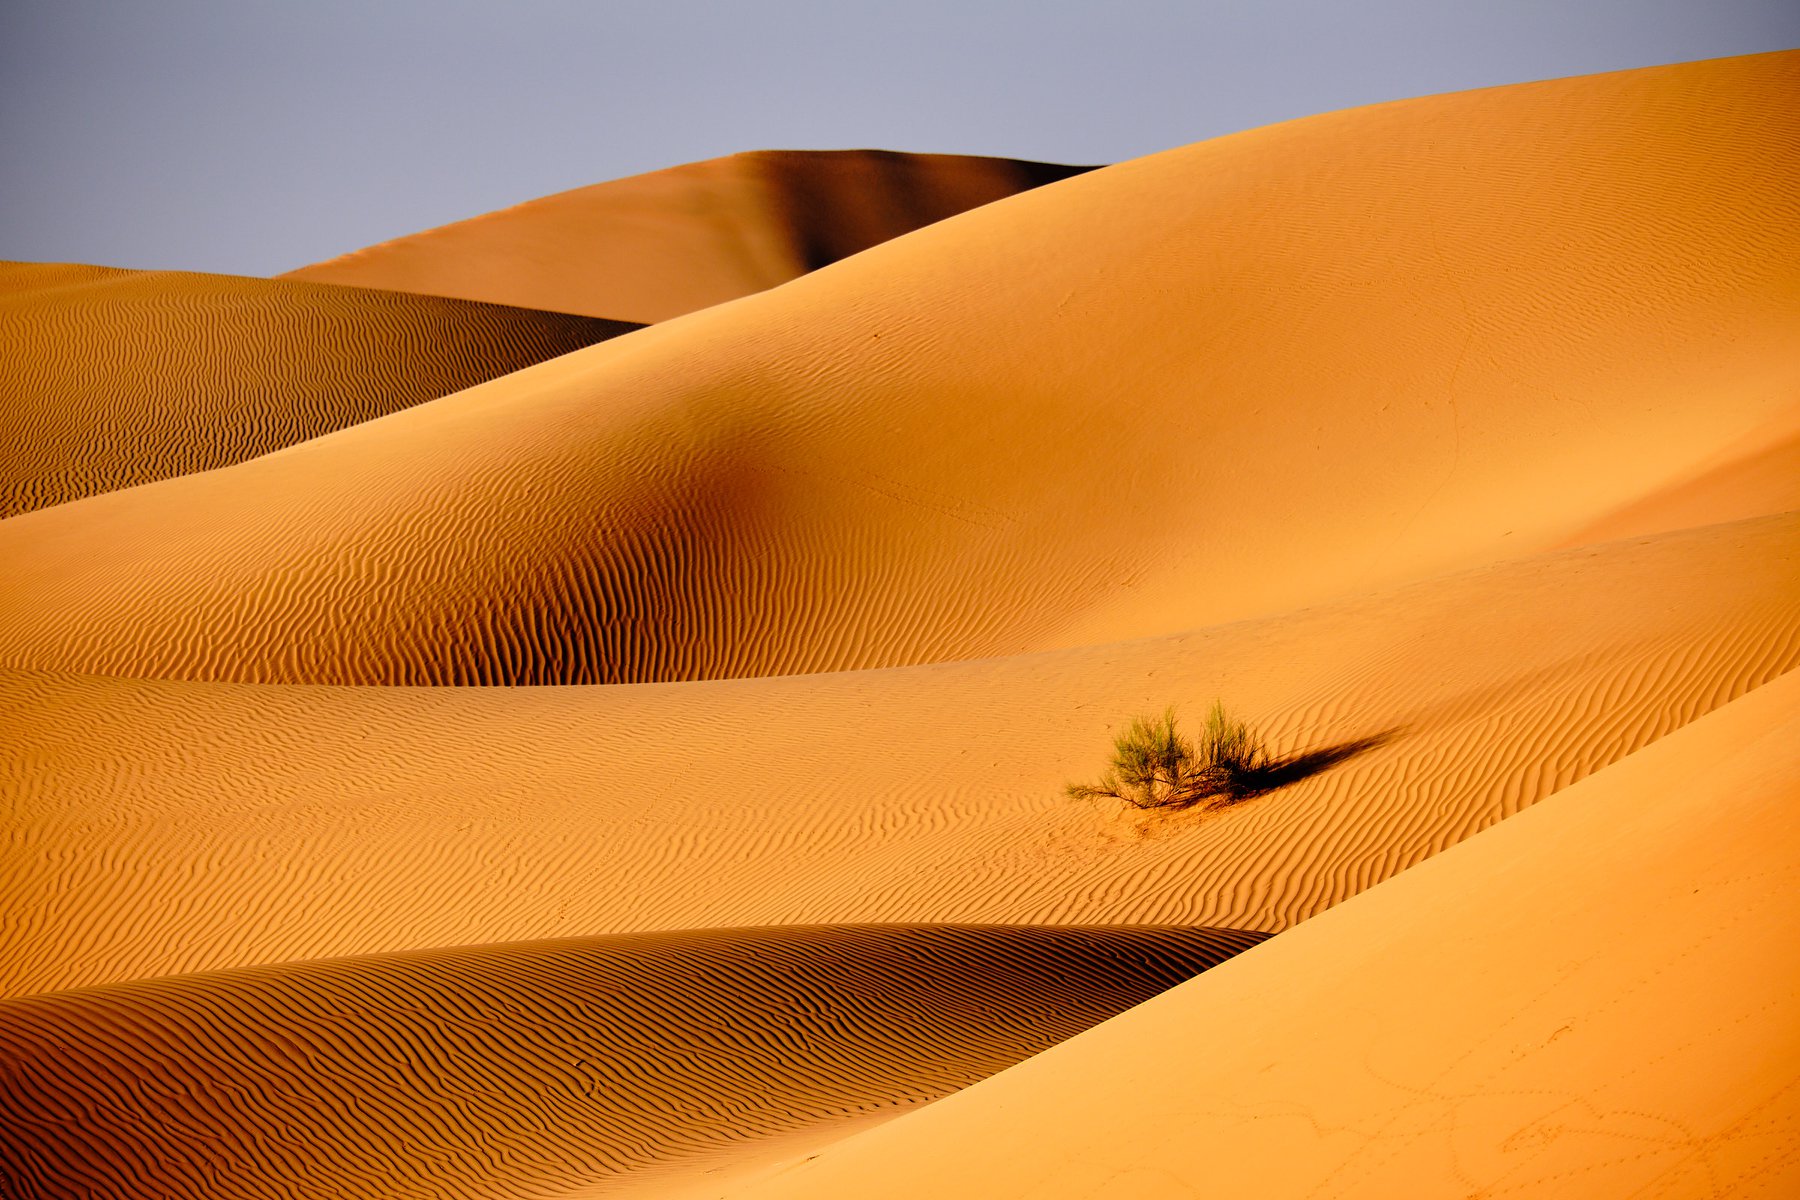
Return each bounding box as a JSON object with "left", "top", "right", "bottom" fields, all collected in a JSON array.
[
  {"left": 1067, "top": 702, "right": 1268, "bottom": 810},
  {"left": 1194, "top": 699, "right": 1267, "bottom": 789}
]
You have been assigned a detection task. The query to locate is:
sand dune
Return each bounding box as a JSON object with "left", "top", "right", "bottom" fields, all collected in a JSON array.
[
  {"left": 0, "top": 262, "right": 636, "bottom": 516},
  {"left": 727, "top": 666, "right": 1800, "bottom": 1200},
  {"left": 1560, "top": 406, "right": 1800, "bottom": 548},
  {"left": 284, "top": 150, "right": 1094, "bottom": 321},
  {"left": 0, "top": 925, "right": 1260, "bottom": 1200},
  {"left": 5, "top": 50, "right": 1797, "bottom": 1200},
  {"left": 1, "top": 53, "right": 1793, "bottom": 686},
  {"left": 5, "top": 511, "right": 1792, "bottom": 997}
]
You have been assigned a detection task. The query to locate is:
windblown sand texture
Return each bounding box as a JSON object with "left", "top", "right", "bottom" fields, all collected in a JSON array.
[
  {"left": 0, "top": 262, "right": 636, "bottom": 515},
  {"left": 0, "top": 926, "right": 1262, "bottom": 1200},
  {"left": 1, "top": 53, "right": 1795, "bottom": 686},
  {"left": 5, "top": 511, "right": 1794, "bottom": 996},
  {"left": 2, "top": 50, "right": 1797, "bottom": 1200},
  {"left": 725, "top": 669, "right": 1800, "bottom": 1200},
  {"left": 286, "top": 150, "right": 1095, "bottom": 321}
]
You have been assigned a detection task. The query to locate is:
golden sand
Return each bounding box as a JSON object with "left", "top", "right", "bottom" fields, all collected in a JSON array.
[
  {"left": 285, "top": 149, "right": 1092, "bottom": 321},
  {"left": 1, "top": 50, "right": 1795, "bottom": 1200}
]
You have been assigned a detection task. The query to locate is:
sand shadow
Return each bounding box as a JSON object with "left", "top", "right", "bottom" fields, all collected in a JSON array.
[{"left": 1219, "top": 727, "right": 1403, "bottom": 805}]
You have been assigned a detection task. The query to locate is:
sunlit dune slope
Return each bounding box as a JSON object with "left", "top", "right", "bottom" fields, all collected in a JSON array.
[
  {"left": 0, "top": 262, "right": 637, "bottom": 516},
  {"left": 1, "top": 53, "right": 1793, "bottom": 685},
  {"left": 0, "top": 925, "right": 1260, "bottom": 1200},
  {"left": 1561, "top": 406, "right": 1800, "bottom": 547},
  {"left": 727, "top": 668, "right": 1800, "bottom": 1200},
  {"left": 284, "top": 150, "right": 1094, "bottom": 321},
  {"left": 5, "top": 511, "right": 1793, "bottom": 996}
]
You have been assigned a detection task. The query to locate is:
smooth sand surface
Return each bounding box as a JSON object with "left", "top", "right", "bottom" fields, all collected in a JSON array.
[
  {"left": 0, "top": 262, "right": 636, "bottom": 516},
  {"left": 3, "top": 50, "right": 1796, "bottom": 1200},
  {"left": 1560, "top": 406, "right": 1800, "bottom": 548},
  {"left": 0, "top": 53, "right": 1792, "bottom": 686},
  {"left": 285, "top": 150, "right": 1094, "bottom": 322},
  {"left": 724, "top": 668, "right": 1800, "bottom": 1200}
]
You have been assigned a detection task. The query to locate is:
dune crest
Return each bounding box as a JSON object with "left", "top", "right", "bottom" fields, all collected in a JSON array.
[
  {"left": 284, "top": 150, "right": 1095, "bottom": 321},
  {"left": 0, "top": 262, "right": 636, "bottom": 516},
  {"left": 1, "top": 53, "right": 1794, "bottom": 685},
  {"left": 5, "top": 49, "right": 1797, "bottom": 1200}
]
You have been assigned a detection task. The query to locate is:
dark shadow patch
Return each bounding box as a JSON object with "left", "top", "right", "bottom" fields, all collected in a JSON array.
[
  {"left": 1222, "top": 728, "right": 1403, "bottom": 803},
  {"left": 761, "top": 150, "right": 1100, "bottom": 275}
]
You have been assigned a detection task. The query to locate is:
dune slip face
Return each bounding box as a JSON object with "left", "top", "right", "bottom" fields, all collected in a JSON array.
[
  {"left": 0, "top": 924, "right": 1262, "bottom": 1200},
  {"left": 3, "top": 48, "right": 1797, "bottom": 1200},
  {"left": 0, "top": 262, "right": 638, "bottom": 517},
  {"left": 0, "top": 53, "right": 1794, "bottom": 686},
  {"left": 285, "top": 149, "right": 1096, "bottom": 322}
]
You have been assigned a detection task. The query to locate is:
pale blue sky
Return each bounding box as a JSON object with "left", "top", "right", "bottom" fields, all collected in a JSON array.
[{"left": 3, "top": 1, "right": 1795, "bottom": 276}]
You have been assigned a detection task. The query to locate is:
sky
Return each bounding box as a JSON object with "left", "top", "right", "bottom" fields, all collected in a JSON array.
[{"left": 3, "top": 1, "right": 1795, "bottom": 278}]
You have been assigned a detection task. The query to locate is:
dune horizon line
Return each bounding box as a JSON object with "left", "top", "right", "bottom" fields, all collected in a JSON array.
[{"left": 2, "top": 47, "right": 1796, "bottom": 1200}]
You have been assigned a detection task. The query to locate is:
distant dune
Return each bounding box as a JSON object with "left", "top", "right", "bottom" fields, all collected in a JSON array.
[
  {"left": 0, "top": 262, "right": 635, "bottom": 516},
  {"left": 284, "top": 149, "right": 1095, "bottom": 321},
  {"left": 0, "top": 53, "right": 1793, "bottom": 686},
  {"left": 2, "top": 49, "right": 1796, "bottom": 1200}
]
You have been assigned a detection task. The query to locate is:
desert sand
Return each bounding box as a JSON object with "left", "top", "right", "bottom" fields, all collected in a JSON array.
[
  {"left": 4, "top": 510, "right": 1793, "bottom": 997},
  {"left": 285, "top": 150, "right": 1094, "bottom": 321},
  {"left": 0, "top": 53, "right": 1792, "bottom": 686},
  {"left": 0, "top": 262, "right": 635, "bottom": 516},
  {"left": 1, "top": 49, "right": 1796, "bottom": 1200},
  {"left": 723, "top": 665, "right": 1800, "bottom": 1200},
  {"left": 0, "top": 925, "right": 1262, "bottom": 1200}
]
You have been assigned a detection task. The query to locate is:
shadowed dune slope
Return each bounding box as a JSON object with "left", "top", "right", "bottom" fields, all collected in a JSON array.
[
  {"left": 0, "top": 262, "right": 637, "bottom": 516},
  {"left": 0, "top": 924, "right": 1262, "bottom": 1200},
  {"left": 284, "top": 150, "right": 1095, "bottom": 321},
  {"left": 726, "top": 668, "right": 1800, "bottom": 1200},
  {"left": 4, "top": 511, "right": 1793, "bottom": 996},
  {"left": 1, "top": 54, "right": 1794, "bottom": 685}
]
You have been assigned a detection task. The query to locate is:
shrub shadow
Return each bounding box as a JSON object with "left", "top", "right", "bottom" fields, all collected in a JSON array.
[{"left": 1223, "top": 727, "right": 1403, "bottom": 803}]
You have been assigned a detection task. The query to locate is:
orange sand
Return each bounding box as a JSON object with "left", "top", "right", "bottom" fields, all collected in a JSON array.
[
  {"left": 727, "top": 668, "right": 1800, "bottom": 1200},
  {"left": 285, "top": 150, "right": 1093, "bottom": 321},
  {"left": 1, "top": 49, "right": 1796, "bottom": 1200},
  {"left": 4, "top": 511, "right": 1793, "bottom": 997},
  {"left": 0, "top": 54, "right": 1792, "bottom": 686},
  {"left": 1560, "top": 405, "right": 1800, "bottom": 547},
  {"left": 0, "top": 926, "right": 1260, "bottom": 1200},
  {"left": 0, "top": 262, "right": 635, "bottom": 515}
]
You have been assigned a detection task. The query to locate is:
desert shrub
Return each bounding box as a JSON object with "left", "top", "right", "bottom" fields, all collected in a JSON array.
[
  {"left": 1064, "top": 708, "right": 1192, "bottom": 809},
  {"left": 1194, "top": 699, "right": 1267, "bottom": 789},
  {"left": 1067, "top": 702, "right": 1268, "bottom": 810}
]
